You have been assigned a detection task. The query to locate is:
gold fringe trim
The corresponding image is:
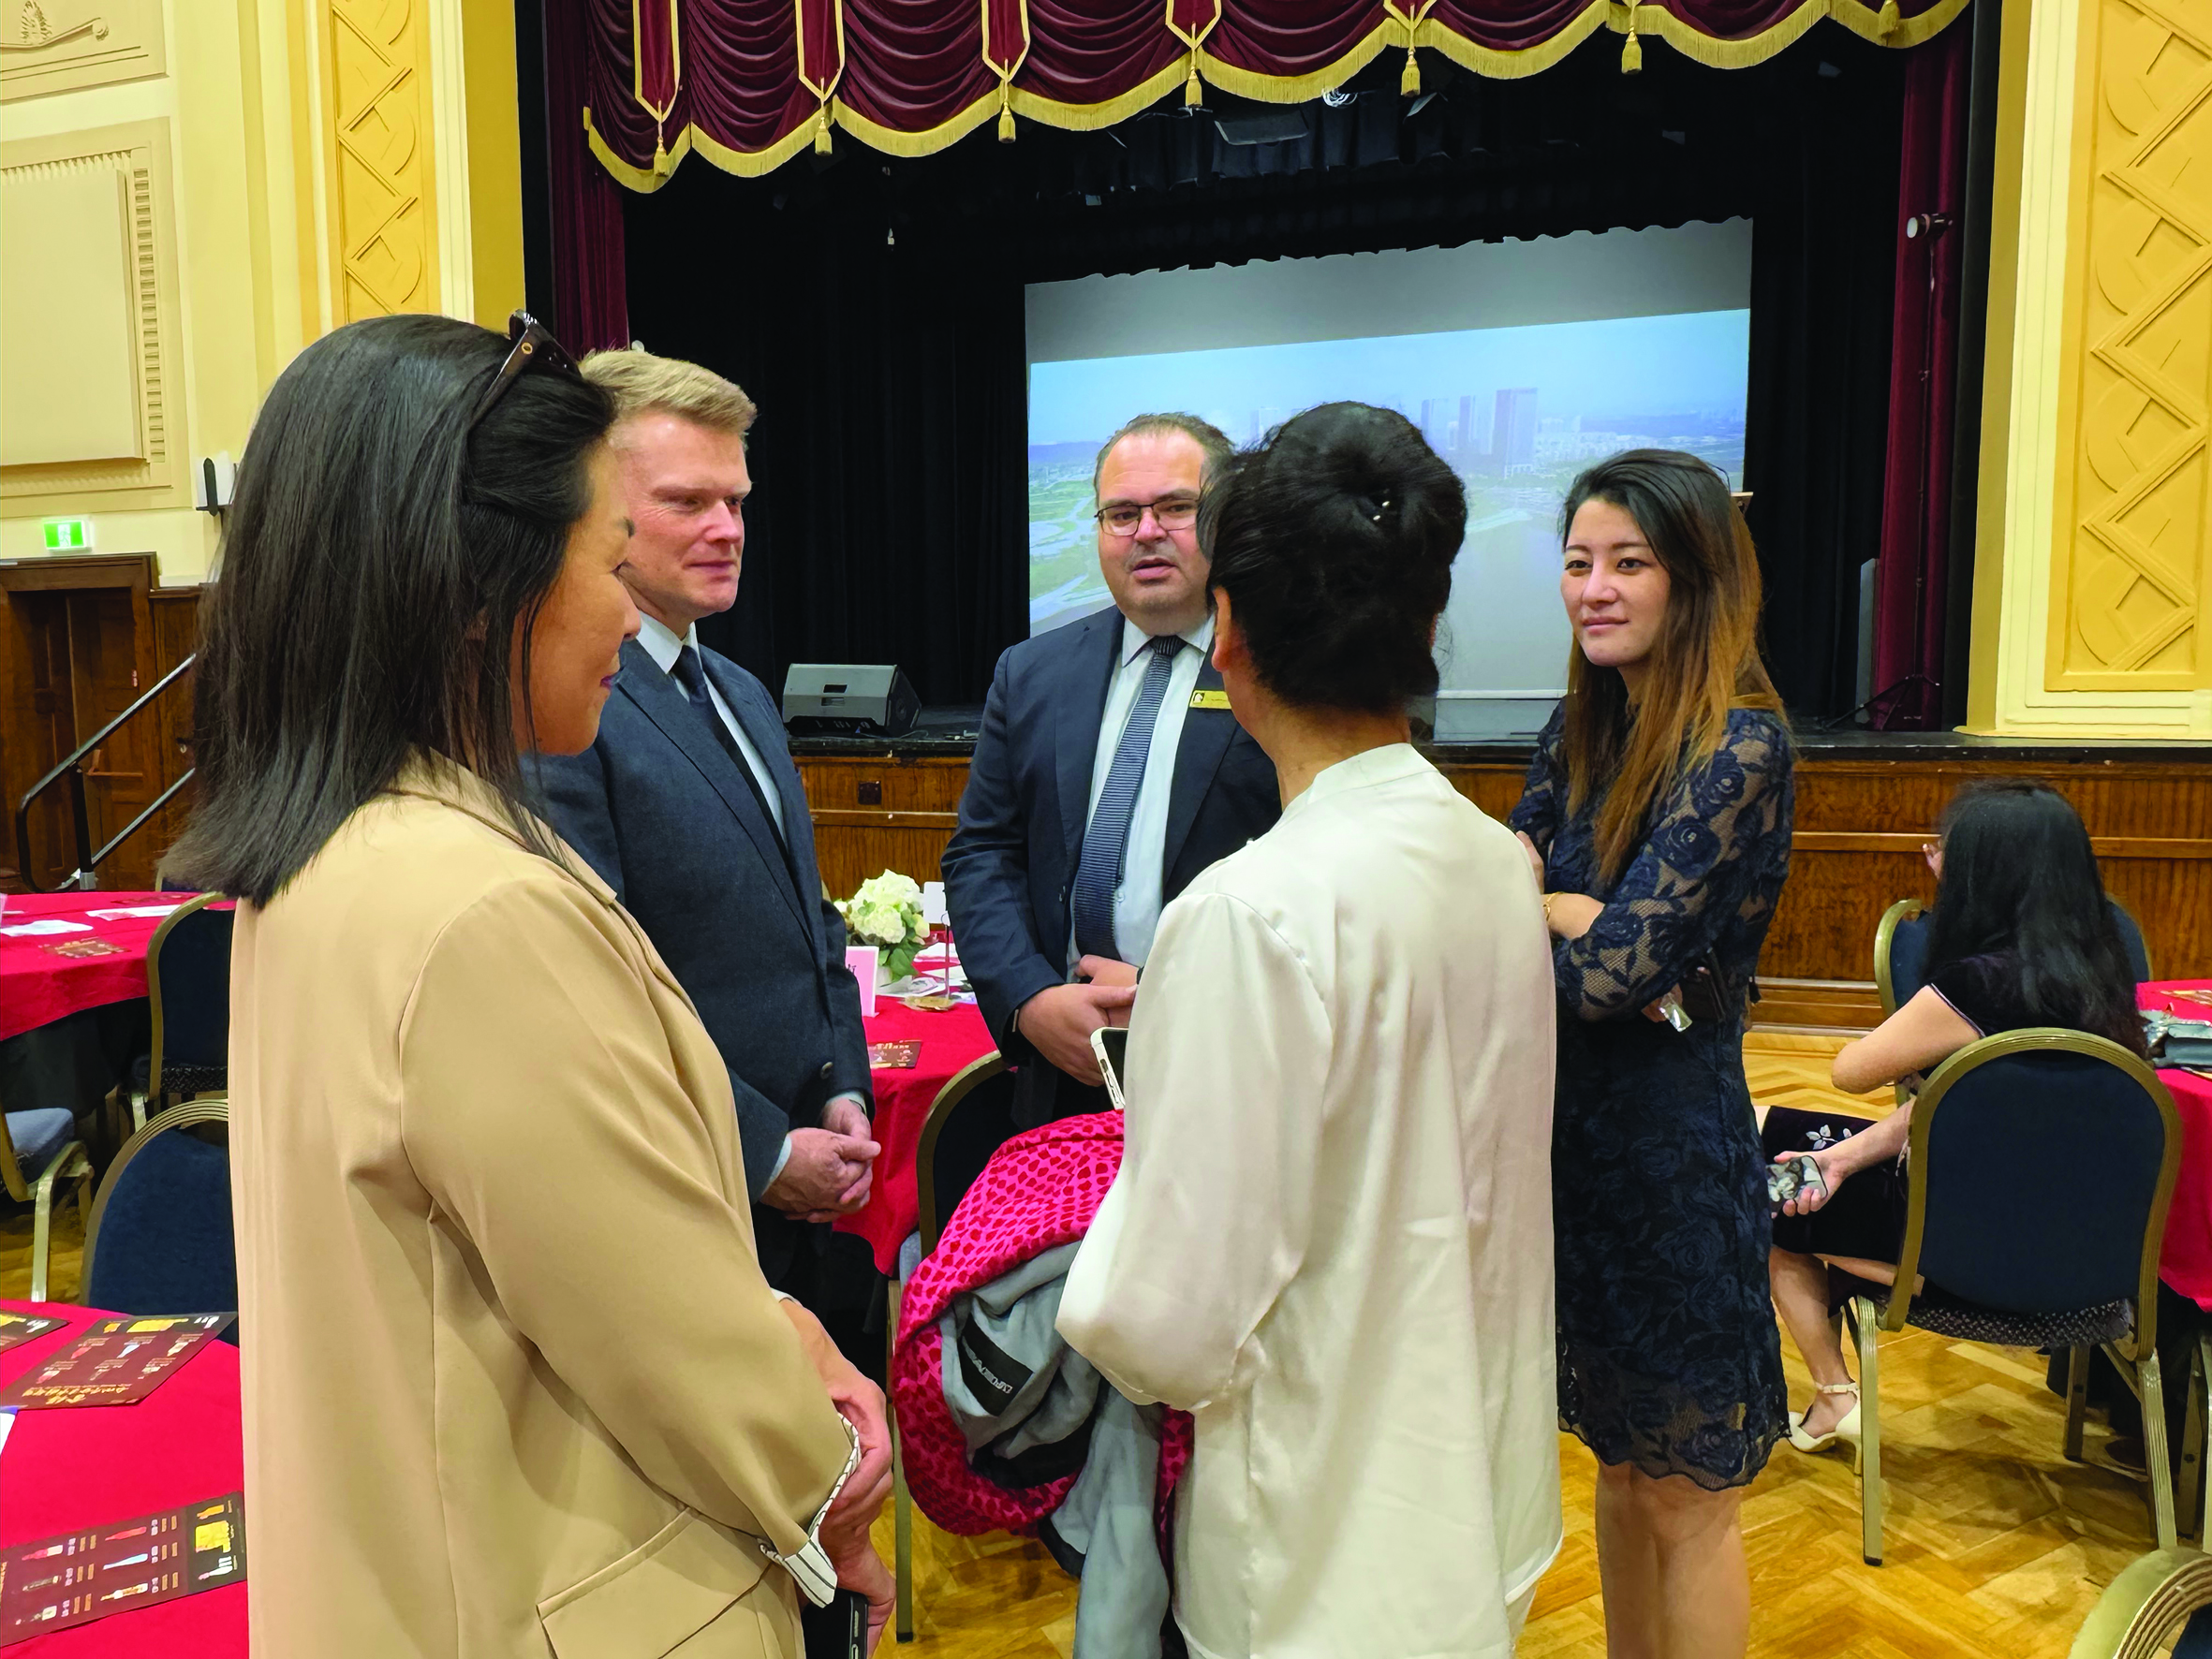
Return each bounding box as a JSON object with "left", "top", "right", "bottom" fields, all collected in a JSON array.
[
  {"left": 833, "top": 93, "right": 1001, "bottom": 159},
  {"left": 585, "top": 0, "right": 1973, "bottom": 189},
  {"left": 1009, "top": 59, "right": 1190, "bottom": 132},
  {"left": 1194, "top": 22, "right": 1395, "bottom": 105},
  {"left": 1415, "top": 3, "right": 1613, "bottom": 81}
]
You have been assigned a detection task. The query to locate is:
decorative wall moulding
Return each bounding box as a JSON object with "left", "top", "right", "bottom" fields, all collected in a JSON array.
[
  {"left": 0, "top": 120, "right": 187, "bottom": 516},
  {"left": 0, "top": 0, "right": 168, "bottom": 103}
]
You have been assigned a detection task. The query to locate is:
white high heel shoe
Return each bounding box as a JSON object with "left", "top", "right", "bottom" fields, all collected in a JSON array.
[{"left": 1788, "top": 1381, "right": 1863, "bottom": 1471}]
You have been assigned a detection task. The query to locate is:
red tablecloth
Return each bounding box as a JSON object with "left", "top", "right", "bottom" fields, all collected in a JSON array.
[
  {"left": 0, "top": 1301, "right": 244, "bottom": 1655},
  {"left": 0, "top": 895, "right": 193, "bottom": 1044},
  {"left": 833, "top": 1000, "right": 995, "bottom": 1275},
  {"left": 2144, "top": 983, "right": 2212, "bottom": 1310}
]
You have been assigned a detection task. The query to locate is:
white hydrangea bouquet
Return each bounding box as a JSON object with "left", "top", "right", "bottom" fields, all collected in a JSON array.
[{"left": 834, "top": 870, "right": 932, "bottom": 982}]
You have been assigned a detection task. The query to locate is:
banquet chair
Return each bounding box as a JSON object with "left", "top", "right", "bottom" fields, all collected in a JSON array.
[
  {"left": 1876, "top": 894, "right": 2155, "bottom": 1018},
  {"left": 1848, "top": 1029, "right": 2179, "bottom": 1565},
  {"left": 128, "top": 894, "right": 233, "bottom": 1133},
  {"left": 2068, "top": 1548, "right": 2212, "bottom": 1658},
  {"left": 890, "top": 1050, "right": 1011, "bottom": 1641},
  {"left": 82, "top": 1101, "right": 235, "bottom": 1335},
  {"left": 0, "top": 1094, "right": 95, "bottom": 1302}
]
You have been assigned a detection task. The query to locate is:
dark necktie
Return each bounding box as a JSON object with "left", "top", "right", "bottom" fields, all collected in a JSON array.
[
  {"left": 671, "top": 643, "right": 785, "bottom": 850},
  {"left": 1071, "top": 634, "right": 1184, "bottom": 963}
]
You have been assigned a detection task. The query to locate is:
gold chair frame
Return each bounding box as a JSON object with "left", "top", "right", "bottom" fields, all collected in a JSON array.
[
  {"left": 132, "top": 892, "right": 229, "bottom": 1134},
  {"left": 1849, "top": 1028, "right": 2181, "bottom": 1566},
  {"left": 0, "top": 1099, "right": 94, "bottom": 1304},
  {"left": 2066, "top": 1547, "right": 2212, "bottom": 1658},
  {"left": 888, "top": 1049, "right": 1009, "bottom": 1643},
  {"left": 80, "top": 1099, "right": 231, "bottom": 1299},
  {"left": 1871, "top": 897, "right": 1924, "bottom": 1020}
]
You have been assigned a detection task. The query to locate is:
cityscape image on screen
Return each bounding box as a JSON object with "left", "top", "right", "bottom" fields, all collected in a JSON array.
[{"left": 1025, "top": 308, "right": 1749, "bottom": 694}]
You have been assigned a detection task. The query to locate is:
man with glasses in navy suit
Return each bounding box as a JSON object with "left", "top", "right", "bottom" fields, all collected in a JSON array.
[
  {"left": 945, "top": 414, "right": 1281, "bottom": 1127},
  {"left": 532, "top": 350, "right": 878, "bottom": 1306}
]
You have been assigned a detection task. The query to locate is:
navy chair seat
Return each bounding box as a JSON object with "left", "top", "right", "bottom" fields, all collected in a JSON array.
[
  {"left": 4, "top": 1108, "right": 77, "bottom": 1180},
  {"left": 1872, "top": 1281, "right": 2132, "bottom": 1350},
  {"left": 82, "top": 1113, "right": 236, "bottom": 1335}
]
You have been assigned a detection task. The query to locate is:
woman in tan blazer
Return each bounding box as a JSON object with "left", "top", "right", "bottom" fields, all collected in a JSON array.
[{"left": 169, "top": 314, "right": 892, "bottom": 1657}]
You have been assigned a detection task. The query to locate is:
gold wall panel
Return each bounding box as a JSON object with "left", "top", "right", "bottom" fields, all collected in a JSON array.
[
  {"left": 2048, "top": 0, "right": 2212, "bottom": 693},
  {"left": 0, "top": 121, "right": 186, "bottom": 513},
  {"left": 0, "top": 0, "right": 166, "bottom": 102},
  {"left": 324, "top": 0, "right": 437, "bottom": 321}
]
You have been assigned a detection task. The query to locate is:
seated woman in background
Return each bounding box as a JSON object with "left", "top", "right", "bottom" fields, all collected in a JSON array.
[
  {"left": 1766, "top": 780, "right": 2151, "bottom": 1458},
  {"left": 1058, "top": 404, "right": 1563, "bottom": 1659}
]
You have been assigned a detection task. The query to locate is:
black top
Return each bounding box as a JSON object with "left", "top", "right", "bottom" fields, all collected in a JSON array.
[{"left": 1927, "top": 951, "right": 2042, "bottom": 1037}]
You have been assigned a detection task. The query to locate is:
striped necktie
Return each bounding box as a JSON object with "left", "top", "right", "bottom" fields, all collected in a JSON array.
[{"left": 1071, "top": 634, "right": 1184, "bottom": 963}]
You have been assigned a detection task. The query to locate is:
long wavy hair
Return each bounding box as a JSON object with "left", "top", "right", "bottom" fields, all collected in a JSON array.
[
  {"left": 1924, "top": 782, "right": 2148, "bottom": 1056},
  {"left": 1558, "top": 450, "right": 1785, "bottom": 883}
]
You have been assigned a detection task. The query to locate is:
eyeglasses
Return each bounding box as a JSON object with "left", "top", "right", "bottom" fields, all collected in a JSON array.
[
  {"left": 1095, "top": 498, "right": 1199, "bottom": 536},
  {"left": 469, "top": 311, "right": 582, "bottom": 432}
]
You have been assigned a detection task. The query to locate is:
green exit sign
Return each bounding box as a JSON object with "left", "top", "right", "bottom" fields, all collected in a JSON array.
[{"left": 41, "top": 519, "right": 91, "bottom": 551}]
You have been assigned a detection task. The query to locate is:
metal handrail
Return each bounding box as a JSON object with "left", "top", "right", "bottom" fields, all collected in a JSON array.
[{"left": 13, "top": 653, "right": 196, "bottom": 892}]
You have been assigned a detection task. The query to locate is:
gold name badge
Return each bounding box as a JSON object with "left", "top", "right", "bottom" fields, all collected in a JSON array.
[{"left": 1188, "top": 689, "right": 1232, "bottom": 711}]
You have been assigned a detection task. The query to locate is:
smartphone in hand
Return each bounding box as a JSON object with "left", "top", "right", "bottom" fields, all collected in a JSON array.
[
  {"left": 1089, "top": 1025, "right": 1129, "bottom": 1112},
  {"left": 1766, "top": 1154, "right": 1826, "bottom": 1214}
]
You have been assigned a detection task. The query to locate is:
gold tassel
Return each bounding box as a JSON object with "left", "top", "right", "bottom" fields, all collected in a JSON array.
[
  {"left": 1877, "top": 0, "right": 1901, "bottom": 34},
  {"left": 1184, "top": 62, "right": 1202, "bottom": 106},
  {"left": 1620, "top": 14, "right": 1642, "bottom": 74},
  {"left": 813, "top": 108, "right": 832, "bottom": 154},
  {"left": 1401, "top": 46, "right": 1420, "bottom": 96},
  {"left": 997, "top": 86, "right": 1015, "bottom": 142}
]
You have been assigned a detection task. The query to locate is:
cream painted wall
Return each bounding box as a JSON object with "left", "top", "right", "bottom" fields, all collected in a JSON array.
[{"left": 0, "top": 0, "right": 523, "bottom": 585}]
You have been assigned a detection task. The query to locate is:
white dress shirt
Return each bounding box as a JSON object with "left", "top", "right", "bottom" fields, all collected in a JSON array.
[
  {"left": 635, "top": 611, "right": 860, "bottom": 1184},
  {"left": 1058, "top": 744, "right": 1563, "bottom": 1659},
  {"left": 1069, "top": 612, "right": 1215, "bottom": 972},
  {"left": 635, "top": 611, "right": 786, "bottom": 840}
]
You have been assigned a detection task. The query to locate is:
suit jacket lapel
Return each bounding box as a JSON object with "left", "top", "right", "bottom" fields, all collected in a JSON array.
[
  {"left": 1055, "top": 609, "right": 1125, "bottom": 874},
  {"left": 615, "top": 640, "right": 809, "bottom": 935},
  {"left": 1160, "top": 650, "right": 1237, "bottom": 884},
  {"left": 709, "top": 655, "right": 812, "bottom": 896}
]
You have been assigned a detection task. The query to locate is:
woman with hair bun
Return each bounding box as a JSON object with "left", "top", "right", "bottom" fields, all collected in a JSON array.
[
  {"left": 1510, "top": 448, "right": 1793, "bottom": 1658},
  {"left": 1060, "top": 404, "right": 1562, "bottom": 1659}
]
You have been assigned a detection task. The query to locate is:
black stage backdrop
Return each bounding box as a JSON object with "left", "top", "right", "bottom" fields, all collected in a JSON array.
[{"left": 624, "top": 28, "right": 1911, "bottom": 716}]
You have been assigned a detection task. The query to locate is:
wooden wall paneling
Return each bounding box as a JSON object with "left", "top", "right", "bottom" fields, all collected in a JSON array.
[
  {"left": 795, "top": 756, "right": 967, "bottom": 900},
  {"left": 796, "top": 749, "right": 2211, "bottom": 1013},
  {"left": 0, "top": 554, "right": 180, "bottom": 891}
]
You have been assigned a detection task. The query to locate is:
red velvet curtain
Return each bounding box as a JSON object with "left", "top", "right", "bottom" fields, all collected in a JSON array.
[
  {"left": 575, "top": 1, "right": 1968, "bottom": 181},
  {"left": 548, "top": 0, "right": 632, "bottom": 351},
  {"left": 1869, "top": 22, "right": 1969, "bottom": 728}
]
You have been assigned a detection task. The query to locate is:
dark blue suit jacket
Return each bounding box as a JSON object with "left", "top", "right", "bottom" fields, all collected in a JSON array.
[
  {"left": 531, "top": 637, "right": 871, "bottom": 1277},
  {"left": 942, "top": 606, "right": 1280, "bottom": 1122}
]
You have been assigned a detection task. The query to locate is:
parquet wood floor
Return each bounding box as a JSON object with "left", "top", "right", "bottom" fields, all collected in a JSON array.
[{"left": 1, "top": 1035, "right": 2146, "bottom": 1652}]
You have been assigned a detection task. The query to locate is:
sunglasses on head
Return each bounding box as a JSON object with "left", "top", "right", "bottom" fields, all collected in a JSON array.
[{"left": 468, "top": 311, "right": 583, "bottom": 432}]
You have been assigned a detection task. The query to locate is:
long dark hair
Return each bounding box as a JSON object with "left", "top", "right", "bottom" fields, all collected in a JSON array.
[
  {"left": 1201, "top": 402, "right": 1464, "bottom": 714},
  {"left": 1923, "top": 782, "right": 2146, "bottom": 1056},
  {"left": 1557, "top": 450, "right": 1785, "bottom": 882},
  {"left": 167, "top": 315, "right": 614, "bottom": 905}
]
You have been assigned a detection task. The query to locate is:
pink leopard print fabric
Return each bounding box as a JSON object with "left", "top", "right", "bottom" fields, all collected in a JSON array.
[{"left": 892, "top": 1110, "right": 1192, "bottom": 1541}]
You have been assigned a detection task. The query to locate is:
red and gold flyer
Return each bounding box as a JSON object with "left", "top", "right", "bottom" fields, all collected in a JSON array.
[
  {"left": 0, "top": 1315, "right": 67, "bottom": 1356},
  {"left": 0, "top": 1492, "right": 244, "bottom": 1643},
  {"left": 0, "top": 1314, "right": 234, "bottom": 1410}
]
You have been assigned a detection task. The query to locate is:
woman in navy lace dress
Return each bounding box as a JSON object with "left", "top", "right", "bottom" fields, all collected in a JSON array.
[{"left": 1509, "top": 450, "right": 1792, "bottom": 1659}]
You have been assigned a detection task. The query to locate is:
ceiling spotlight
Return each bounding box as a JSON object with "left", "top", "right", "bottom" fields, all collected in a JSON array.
[
  {"left": 1904, "top": 211, "right": 1953, "bottom": 239},
  {"left": 1320, "top": 86, "right": 1352, "bottom": 108}
]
